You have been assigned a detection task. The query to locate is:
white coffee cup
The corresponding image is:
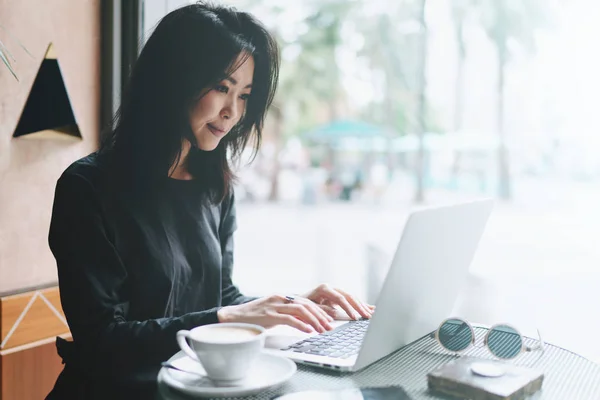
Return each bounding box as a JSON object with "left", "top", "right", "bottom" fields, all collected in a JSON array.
[{"left": 176, "top": 323, "right": 266, "bottom": 386}]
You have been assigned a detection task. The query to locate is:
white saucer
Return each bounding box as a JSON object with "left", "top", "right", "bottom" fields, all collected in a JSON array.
[{"left": 158, "top": 351, "right": 297, "bottom": 398}]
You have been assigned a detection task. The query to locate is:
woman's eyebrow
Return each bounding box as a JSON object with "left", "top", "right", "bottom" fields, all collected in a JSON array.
[{"left": 225, "top": 76, "right": 252, "bottom": 89}]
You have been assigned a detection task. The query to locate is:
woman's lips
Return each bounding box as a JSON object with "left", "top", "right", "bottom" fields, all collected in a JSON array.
[{"left": 207, "top": 124, "right": 226, "bottom": 137}]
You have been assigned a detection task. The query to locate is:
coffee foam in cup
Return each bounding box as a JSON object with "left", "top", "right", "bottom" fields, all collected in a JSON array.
[{"left": 192, "top": 326, "right": 262, "bottom": 344}]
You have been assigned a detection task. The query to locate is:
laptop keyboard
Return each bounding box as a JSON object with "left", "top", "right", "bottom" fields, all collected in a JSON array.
[{"left": 281, "top": 319, "right": 369, "bottom": 359}]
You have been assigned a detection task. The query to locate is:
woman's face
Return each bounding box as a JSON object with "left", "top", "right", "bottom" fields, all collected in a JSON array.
[{"left": 189, "top": 54, "right": 255, "bottom": 151}]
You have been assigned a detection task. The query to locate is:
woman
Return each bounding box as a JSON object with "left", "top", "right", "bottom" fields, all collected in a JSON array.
[{"left": 47, "top": 2, "right": 372, "bottom": 398}]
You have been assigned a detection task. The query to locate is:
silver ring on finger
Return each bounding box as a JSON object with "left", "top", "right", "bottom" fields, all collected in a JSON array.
[{"left": 284, "top": 295, "right": 295, "bottom": 304}]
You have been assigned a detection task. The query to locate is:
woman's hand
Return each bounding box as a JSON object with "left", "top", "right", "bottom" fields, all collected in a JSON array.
[
  {"left": 217, "top": 294, "right": 335, "bottom": 334},
  {"left": 303, "top": 283, "right": 375, "bottom": 320}
]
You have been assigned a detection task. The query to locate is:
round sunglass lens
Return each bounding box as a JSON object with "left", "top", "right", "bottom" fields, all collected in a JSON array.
[
  {"left": 438, "top": 319, "right": 473, "bottom": 352},
  {"left": 487, "top": 325, "right": 522, "bottom": 359}
]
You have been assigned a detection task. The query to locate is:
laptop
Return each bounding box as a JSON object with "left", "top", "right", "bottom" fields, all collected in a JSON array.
[{"left": 264, "top": 199, "right": 494, "bottom": 372}]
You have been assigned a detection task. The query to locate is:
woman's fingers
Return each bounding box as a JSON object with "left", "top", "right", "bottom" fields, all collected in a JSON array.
[
  {"left": 358, "top": 300, "right": 373, "bottom": 318},
  {"left": 317, "top": 287, "right": 370, "bottom": 319},
  {"left": 319, "top": 288, "right": 360, "bottom": 320},
  {"left": 295, "top": 297, "right": 334, "bottom": 322},
  {"left": 318, "top": 304, "right": 338, "bottom": 319},
  {"left": 336, "top": 287, "right": 373, "bottom": 319},
  {"left": 351, "top": 298, "right": 371, "bottom": 319},
  {"left": 263, "top": 289, "right": 374, "bottom": 333},
  {"left": 279, "top": 296, "right": 334, "bottom": 331},
  {"left": 277, "top": 303, "right": 327, "bottom": 333},
  {"left": 276, "top": 314, "right": 315, "bottom": 333},
  {"left": 301, "top": 300, "right": 334, "bottom": 330}
]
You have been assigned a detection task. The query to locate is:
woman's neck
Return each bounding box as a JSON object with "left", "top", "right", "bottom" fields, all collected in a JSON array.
[{"left": 168, "top": 140, "right": 194, "bottom": 180}]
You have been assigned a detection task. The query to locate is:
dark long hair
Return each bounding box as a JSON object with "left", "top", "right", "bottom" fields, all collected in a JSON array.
[{"left": 101, "top": 1, "right": 279, "bottom": 202}]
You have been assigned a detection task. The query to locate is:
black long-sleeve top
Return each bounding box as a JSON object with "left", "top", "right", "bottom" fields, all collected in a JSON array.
[{"left": 47, "top": 152, "right": 255, "bottom": 398}]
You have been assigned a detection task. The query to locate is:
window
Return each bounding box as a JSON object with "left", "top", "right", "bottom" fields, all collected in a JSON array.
[{"left": 142, "top": 0, "right": 600, "bottom": 363}]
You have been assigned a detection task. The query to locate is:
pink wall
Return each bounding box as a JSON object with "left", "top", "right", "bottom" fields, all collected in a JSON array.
[{"left": 0, "top": 0, "right": 101, "bottom": 293}]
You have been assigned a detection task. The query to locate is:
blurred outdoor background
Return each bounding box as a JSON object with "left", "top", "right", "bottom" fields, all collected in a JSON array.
[{"left": 144, "top": 0, "right": 600, "bottom": 362}]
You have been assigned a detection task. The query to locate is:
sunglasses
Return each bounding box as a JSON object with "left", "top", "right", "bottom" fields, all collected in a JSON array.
[{"left": 431, "top": 317, "right": 545, "bottom": 360}]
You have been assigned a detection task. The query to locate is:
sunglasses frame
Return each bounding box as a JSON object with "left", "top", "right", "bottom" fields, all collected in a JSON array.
[{"left": 433, "top": 317, "right": 544, "bottom": 360}]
